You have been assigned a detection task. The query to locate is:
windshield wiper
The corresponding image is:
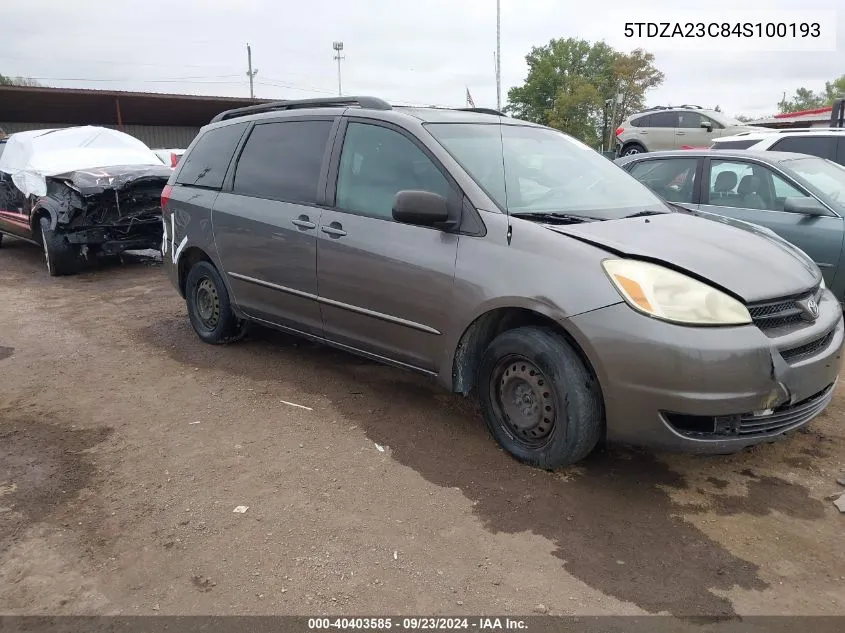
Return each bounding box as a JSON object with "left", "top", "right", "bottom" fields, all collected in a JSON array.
[
  {"left": 511, "top": 211, "right": 598, "bottom": 224},
  {"left": 622, "top": 210, "right": 667, "bottom": 219}
]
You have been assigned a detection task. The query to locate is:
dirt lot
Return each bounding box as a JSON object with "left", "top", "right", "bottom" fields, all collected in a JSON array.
[{"left": 0, "top": 235, "right": 844, "bottom": 618}]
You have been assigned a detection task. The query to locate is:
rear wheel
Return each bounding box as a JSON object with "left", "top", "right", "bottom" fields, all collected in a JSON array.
[
  {"left": 621, "top": 143, "right": 646, "bottom": 156},
  {"left": 477, "top": 326, "right": 603, "bottom": 469},
  {"left": 40, "top": 218, "right": 78, "bottom": 276},
  {"left": 185, "top": 261, "right": 247, "bottom": 344}
]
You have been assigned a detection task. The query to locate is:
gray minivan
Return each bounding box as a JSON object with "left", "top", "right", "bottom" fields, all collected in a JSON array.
[{"left": 161, "top": 97, "right": 843, "bottom": 469}]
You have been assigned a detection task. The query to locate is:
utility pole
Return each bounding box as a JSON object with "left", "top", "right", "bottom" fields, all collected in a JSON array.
[
  {"left": 246, "top": 43, "right": 258, "bottom": 99},
  {"left": 496, "top": 0, "right": 501, "bottom": 111},
  {"left": 333, "top": 41, "right": 345, "bottom": 96}
]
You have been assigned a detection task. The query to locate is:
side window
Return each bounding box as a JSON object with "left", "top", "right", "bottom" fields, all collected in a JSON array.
[
  {"left": 771, "top": 172, "right": 806, "bottom": 203},
  {"left": 708, "top": 160, "right": 805, "bottom": 212},
  {"left": 836, "top": 138, "right": 845, "bottom": 166},
  {"left": 770, "top": 135, "right": 837, "bottom": 161},
  {"left": 335, "top": 122, "right": 451, "bottom": 220},
  {"left": 628, "top": 158, "right": 698, "bottom": 203},
  {"left": 631, "top": 114, "right": 653, "bottom": 127},
  {"left": 233, "top": 120, "right": 333, "bottom": 204},
  {"left": 649, "top": 111, "right": 679, "bottom": 128},
  {"left": 677, "top": 112, "right": 703, "bottom": 129},
  {"left": 176, "top": 122, "right": 247, "bottom": 189}
]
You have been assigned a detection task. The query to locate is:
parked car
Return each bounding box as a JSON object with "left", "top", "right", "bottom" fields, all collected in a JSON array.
[
  {"left": 616, "top": 149, "right": 845, "bottom": 302},
  {"left": 710, "top": 128, "right": 845, "bottom": 166},
  {"left": 0, "top": 126, "right": 172, "bottom": 275},
  {"left": 162, "top": 97, "right": 843, "bottom": 469},
  {"left": 153, "top": 148, "right": 186, "bottom": 168},
  {"left": 615, "top": 105, "right": 757, "bottom": 156}
]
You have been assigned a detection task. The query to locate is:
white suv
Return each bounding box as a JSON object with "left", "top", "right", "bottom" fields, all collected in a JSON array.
[
  {"left": 710, "top": 128, "right": 845, "bottom": 166},
  {"left": 615, "top": 105, "right": 757, "bottom": 156}
]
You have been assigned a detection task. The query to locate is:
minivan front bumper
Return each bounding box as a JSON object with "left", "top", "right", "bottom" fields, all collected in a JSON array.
[{"left": 569, "top": 290, "right": 844, "bottom": 453}]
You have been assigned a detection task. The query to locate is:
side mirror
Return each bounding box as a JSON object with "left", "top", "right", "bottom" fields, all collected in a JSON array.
[
  {"left": 392, "top": 190, "right": 453, "bottom": 227},
  {"left": 700, "top": 121, "right": 713, "bottom": 132},
  {"left": 783, "top": 196, "right": 829, "bottom": 216}
]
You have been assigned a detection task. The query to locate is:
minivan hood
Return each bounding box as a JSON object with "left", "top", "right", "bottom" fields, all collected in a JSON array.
[{"left": 547, "top": 213, "right": 820, "bottom": 303}]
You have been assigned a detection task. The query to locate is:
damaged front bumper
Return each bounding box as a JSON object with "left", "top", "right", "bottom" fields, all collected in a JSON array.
[
  {"left": 569, "top": 287, "right": 844, "bottom": 453},
  {"left": 47, "top": 164, "right": 171, "bottom": 253}
]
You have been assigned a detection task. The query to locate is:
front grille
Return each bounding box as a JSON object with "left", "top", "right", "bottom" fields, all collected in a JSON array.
[
  {"left": 748, "top": 287, "right": 820, "bottom": 333},
  {"left": 780, "top": 330, "right": 835, "bottom": 362},
  {"left": 737, "top": 383, "right": 835, "bottom": 436},
  {"left": 664, "top": 383, "right": 835, "bottom": 439}
]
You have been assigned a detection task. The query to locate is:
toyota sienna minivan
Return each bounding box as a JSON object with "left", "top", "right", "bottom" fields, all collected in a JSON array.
[{"left": 161, "top": 96, "right": 844, "bottom": 469}]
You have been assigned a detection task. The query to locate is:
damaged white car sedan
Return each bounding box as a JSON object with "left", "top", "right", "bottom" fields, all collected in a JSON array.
[{"left": 0, "top": 126, "right": 172, "bottom": 275}]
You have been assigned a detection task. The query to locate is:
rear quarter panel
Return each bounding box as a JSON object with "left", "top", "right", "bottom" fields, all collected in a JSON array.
[{"left": 162, "top": 185, "right": 221, "bottom": 297}]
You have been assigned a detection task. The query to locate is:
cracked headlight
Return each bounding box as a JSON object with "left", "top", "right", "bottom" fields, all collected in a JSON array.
[{"left": 602, "top": 259, "right": 752, "bottom": 326}]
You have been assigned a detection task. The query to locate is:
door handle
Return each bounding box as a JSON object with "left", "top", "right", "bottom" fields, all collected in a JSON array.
[
  {"left": 676, "top": 131, "right": 686, "bottom": 135},
  {"left": 292, "top": 216, "right": 316, "bottom": 230},
  {"left": 321, "top": 223, "right": 347, "bottom": 238}
]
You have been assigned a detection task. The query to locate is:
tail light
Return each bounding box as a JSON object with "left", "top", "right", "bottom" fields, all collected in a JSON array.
[
  {"left": 615, "top": 127, "right": 624, "bottom": 137},
  {"left": 170, "top": 153, "right": 180, "bottom": 168},
  {"left": 161, "top": 184, "right": 173, "bottom": 210}
]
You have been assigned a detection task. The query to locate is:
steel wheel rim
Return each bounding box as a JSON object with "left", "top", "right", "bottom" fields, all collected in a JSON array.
[
  {"left": 195, "top": 277, "right": 221, "bottom": 330},
  {"left": 625, "top": 147, "right": 640, "bottom": 155},
  {"left": 490, "top": 354, "right": 557, "bottom": 449}
]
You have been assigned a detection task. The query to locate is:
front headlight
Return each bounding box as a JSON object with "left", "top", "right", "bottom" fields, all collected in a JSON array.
[{"left": 602, "top": 259, "right": 752, "bottom": 326}]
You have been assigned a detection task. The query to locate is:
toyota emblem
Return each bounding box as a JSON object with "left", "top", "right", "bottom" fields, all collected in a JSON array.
[{"left": 798, "top": 296, "right": 820, "bottom": 321}]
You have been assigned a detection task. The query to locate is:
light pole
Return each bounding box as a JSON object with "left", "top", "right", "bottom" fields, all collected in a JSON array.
[{"left": 333, "top": 41, "right": 344, "bottom": 96}]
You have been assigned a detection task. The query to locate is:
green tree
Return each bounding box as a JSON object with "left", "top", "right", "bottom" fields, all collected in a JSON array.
[
  {"left": 0, "top": 73, "right": 42, "bottom": 87},
  {"left": 778, "top": 75, "right": 845, "bottom": 113},
  {"left": 506, "top": 38, "right": 663, "bottom": 146}
]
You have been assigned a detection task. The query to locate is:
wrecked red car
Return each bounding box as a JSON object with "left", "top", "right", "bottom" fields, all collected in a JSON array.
[{"left": 0, "top": 126, "right": 171, "bottom": 276}]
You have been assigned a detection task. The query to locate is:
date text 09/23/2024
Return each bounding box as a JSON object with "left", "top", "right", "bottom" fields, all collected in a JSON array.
[{"left": 307, "top": 618, "right": 528, "bottom": 630}]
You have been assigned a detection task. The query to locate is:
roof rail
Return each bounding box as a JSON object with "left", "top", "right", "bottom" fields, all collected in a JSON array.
[
  {"left": 775, "top": 127, "right": 845, "bottom": 133},
  {"left": 454, "top": 107, "right": 507, "bottom": 116},
  {"left": 210, "top": 96, "right": 392, "bottom": 123}
]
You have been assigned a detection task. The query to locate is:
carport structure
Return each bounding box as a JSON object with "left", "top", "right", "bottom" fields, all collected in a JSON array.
[{"left": 0, "top": 85, "right": 270, "bottom": 148}]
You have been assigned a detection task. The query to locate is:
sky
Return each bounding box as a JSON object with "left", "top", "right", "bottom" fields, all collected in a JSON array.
[{"left": 1, "top": 0, "right": 843, "bottom": 119}]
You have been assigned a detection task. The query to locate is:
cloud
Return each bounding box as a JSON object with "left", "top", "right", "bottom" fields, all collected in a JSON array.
[{"left": 1, "top": 0, "right": 842, "bottom": 118}]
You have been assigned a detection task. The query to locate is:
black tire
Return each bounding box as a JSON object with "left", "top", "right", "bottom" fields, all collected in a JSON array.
[
  {"left": 621, "top": 143, "right": 646, "bottom": 156},
  {"left": 40, "top": 217, "right": 78, "bottom": 276},
  {"left": 477, "top": 326, "right": 604, "bottom": 469},
  {"left": 185, "top": 260, "right": 248, "bottom": 344}
]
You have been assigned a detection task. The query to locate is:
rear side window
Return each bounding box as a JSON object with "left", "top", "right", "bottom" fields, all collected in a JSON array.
[
  {"left": 631, "top": 114, "right": 652, "bottom": 127},
  {"left": 770, "top": 135, "right": 837, "bottom": 161},
  {"left": 233, "top": 120, "right": 333, "bottom": 204},
  {"left": 711, "top": 139, "right": 756, "bottom": 149},
  {"left": 176, "top": 122, "right": 247, "bottom": 189},
  {"left": 649, "top": 111, "right": 679, "bottom": 128}
]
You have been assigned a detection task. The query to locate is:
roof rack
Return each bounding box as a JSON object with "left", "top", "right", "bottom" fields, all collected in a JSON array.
[
  {"left": 454, "top": 107, "right": 507, "bottom": 116},
  {"left": 210, "top": 96, "right": 392, "bottom": 123},
  {"left": 640, "top": 104, "right": 704, "bottom": 112}
]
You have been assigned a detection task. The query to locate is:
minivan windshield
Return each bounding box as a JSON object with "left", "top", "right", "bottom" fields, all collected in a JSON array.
[
  {"left": 425, "top": 123, "right": 669, "bottom": 220},
  {"left": 783, "top": 156, "right": 845, "bottom": 206}
]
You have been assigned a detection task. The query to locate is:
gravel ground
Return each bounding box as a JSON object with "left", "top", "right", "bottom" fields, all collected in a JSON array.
[{"left": 0, "top": 235, "right": 843, "bottom": 617}]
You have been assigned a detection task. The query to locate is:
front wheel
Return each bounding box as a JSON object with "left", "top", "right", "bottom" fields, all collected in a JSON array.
[
  {"left": 185, "top": 261, "right": 248, "bottom": 344},
  {"left": 40, "top": 218, "right": 78, "bottom": 276},
  {"left": 477, "top": 326, "right": 604, "bottom": 469}
]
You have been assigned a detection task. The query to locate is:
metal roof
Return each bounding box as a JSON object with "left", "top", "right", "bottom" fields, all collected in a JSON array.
[{"left": 0, "top": 85, "right": 272, "bottom": 127}]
